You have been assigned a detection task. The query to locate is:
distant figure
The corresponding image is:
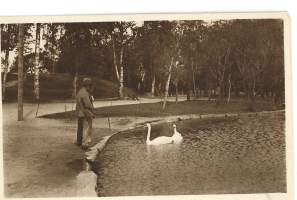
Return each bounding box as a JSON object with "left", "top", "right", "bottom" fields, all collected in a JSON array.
[{"left": 75, "top": 78, "right": 95, "bottom": 148}]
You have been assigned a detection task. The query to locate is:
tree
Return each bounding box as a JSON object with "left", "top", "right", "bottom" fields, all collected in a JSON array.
[
  {"left": 133, "top": 21, "right": 178, "bottom": 97},
  {"left": 254, "top": 19, "right": 284, "bottom": 104},
  {"left": 43, "top": 23, "right": 64, "bottom": 73},
  {"left": 162, "top": 57, "right": 175, "bottom": 109},
  {"left": 17, "top": 24, "right": 25, "bottom": 121},
  {"left": 1, "top": 24, "right": 18, "bottom": 99},
  {"left": 179, "top": 20, "right": 206, "bottom": 99},
  {"left": 135, "top": 21, "right": 178, "bottom": 108},
  {"left": 34, "top": 23, "right": 41, "bottom": 100},
  {"left": 57, "top": 23, "right": 94, "bottom": 97},
  {"left": 2, "top": 19, "right": 284, "bottom": 105},
  {"left": 203, "top": 21, "right": 232, "bottom": 103},
  {"left": 230, "top": 20, "right": 276, "bottom": 108},
  {"left": 108, "top": 22, "right": 137, "bottom": 99},
  {"left": 138, "top": 21, "right": 163, "bottom": 96},
  {"left": 2, "top": 25, "right": 10, "bottom": 99},
  {"left": 161, "top": 21, "right": 180, "bottom": 109}
]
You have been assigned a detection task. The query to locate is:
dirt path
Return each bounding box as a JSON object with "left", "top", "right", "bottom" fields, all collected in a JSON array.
[
  {"left": 2, "top": 117, "right": 108, "bottom": 197},
  {"left": 3, "top": 96, "right": 188, "bottom": 123}
]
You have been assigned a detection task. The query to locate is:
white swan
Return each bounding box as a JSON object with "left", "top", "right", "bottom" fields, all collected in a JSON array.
[
  {"left": 172, "top": 124, "right": 183, "bottom": 144},
  {"left": 146, "top": 123, "right": 173, "bottom": 145}
]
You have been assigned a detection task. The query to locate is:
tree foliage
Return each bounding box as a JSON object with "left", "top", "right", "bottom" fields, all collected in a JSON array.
[{"left": 1, "top": 19, "right": 285, "bottom": 104}]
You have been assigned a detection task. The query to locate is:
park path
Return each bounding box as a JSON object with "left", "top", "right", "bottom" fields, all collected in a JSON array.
[{"left": 2, "top": 96, "right": 188, "bottom": 124}]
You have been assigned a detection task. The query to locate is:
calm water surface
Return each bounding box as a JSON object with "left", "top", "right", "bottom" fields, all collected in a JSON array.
[{"left": 95, "top": 113, "right": 286, "bottom": 196}]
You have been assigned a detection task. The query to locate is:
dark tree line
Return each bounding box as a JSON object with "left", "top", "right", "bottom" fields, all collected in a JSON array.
[{"left": 1, "top": 19, "right": 284, "bottom": 107}]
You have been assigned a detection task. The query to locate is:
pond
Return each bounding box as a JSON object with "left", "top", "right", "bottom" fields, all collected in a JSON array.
[{"left": 95, "top": 112, "right": 286, "bottom": 196}]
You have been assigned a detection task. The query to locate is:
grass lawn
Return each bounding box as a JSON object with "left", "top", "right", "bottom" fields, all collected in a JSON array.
[{"left": 41, "top": 99, "right": 283, "bottom": 120}]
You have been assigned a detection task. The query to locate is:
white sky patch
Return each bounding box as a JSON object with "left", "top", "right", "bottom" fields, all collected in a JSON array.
[{"left": 135, "top": 21, "right": 144, "bottom": 27}]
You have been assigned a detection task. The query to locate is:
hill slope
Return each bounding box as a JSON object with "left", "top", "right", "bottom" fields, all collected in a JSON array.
[{"left": 3, "top": 73, "right": 120, "bottom": 102}]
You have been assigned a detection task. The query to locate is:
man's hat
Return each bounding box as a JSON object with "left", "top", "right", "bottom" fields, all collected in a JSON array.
[{"left": 82, "top": 77, "right": 92, "bottom": 86}]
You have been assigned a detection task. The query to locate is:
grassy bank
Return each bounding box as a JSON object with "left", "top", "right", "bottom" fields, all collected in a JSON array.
[
  {"left": 3, "top": 73, "right": 119, "bottom": 102},
  {"left": 41, "top": 99, "right": 282, "bottom": 120}
]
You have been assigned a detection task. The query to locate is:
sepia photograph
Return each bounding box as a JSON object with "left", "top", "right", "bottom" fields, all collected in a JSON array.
[{"left": 0, "top": 13, "right": 292, "bottom": 199}]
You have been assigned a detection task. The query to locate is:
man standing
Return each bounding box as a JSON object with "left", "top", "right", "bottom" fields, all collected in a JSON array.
[{"left": 76, "top": 77, "right": 95, "bottom": 148}]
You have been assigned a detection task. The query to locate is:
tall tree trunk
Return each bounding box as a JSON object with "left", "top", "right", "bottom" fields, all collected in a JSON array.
[
  {"left": 112, "top": 35, "right": 120, "bottom": 82},
  {"left": 2, "top": 47, "right": 9, "bottom": 99},
  {"left": 191, "top": 58, "right": 196, "bottom": 97},
  {"left": 208, "top": 89, "right": 211, "bottom": 100},
  {"left": 34, "top": 23, "right": 41, "bottom": 101},
  {"left": 227, "top": 73, "right": 231, "bottom": 103},
  {"left": 72, "top": 46, "right": 80, "bottom": 98},
  {"left": 119, "top": 46, "right": 124, "bottom": 99},
  {"left": 247, "top": 78, "right": 256, "bottom": 111},
  {"left": 72, "top": 72, "right": 78, "bottom": 98},
  {"left": 157, "top": 83, "right": 162, "bottom": 96},
  {"left": 151, "top": 74, "right": 155, "bottom": 97},
  {"left": 138, "top": 63, "right": 145, "bottom": 92},
  {"left": 245, "top": 81, "right": 250, "bottom": 99},
  {"left": 175, "top": 81, "right": 178, "bottom": 104},
  {"left": 219, "top": 78, "right": 225, "bottom": 103},
  {"left": 2, "top": 25, "right": 10, "bottom": 99},
  {"left": 162, "top": 57, "right": 174, "bottom": 110},
  {"left": 52, "top": 59, "right": 56, "bottom": 74},
  {"left": 49, "top": 26, "right": 56, "bottom": 74},
  {"left": 17, "top": 24, "right": 25, "bottom": 121},
  {"left": 50, "top": 40, "right": 56, "bottom": 74},
  {"left": 186, "top": 85, "right": 191, "bottom": 101},
  {"left": 252, "top": 78, "right": 256, "bottom": 101}
]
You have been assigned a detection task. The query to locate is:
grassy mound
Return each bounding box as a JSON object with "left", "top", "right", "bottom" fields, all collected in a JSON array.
[{"left": 3, "top": 73, "right": 119, "bottom": 102}]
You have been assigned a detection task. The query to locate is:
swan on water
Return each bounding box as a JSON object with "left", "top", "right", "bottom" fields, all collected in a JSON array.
[
  {"left": 172, "top": 124, "right": 183, "bottom": 144},
  {"left": 146, "top": 123, "right": 173, "bottom": 145}
]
